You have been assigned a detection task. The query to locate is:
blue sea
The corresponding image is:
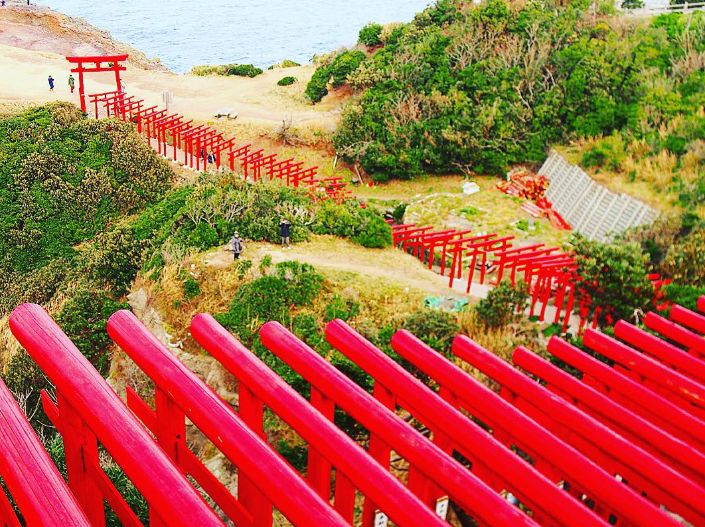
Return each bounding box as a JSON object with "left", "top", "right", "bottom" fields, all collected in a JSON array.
[{"left": 36, "top": 0, "right": 433, "bottom": 72}]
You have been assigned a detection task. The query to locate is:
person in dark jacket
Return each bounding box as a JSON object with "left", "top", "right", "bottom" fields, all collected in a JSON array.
[
  {"left": 279, "top": 219, "right": 291, "bottom": 248},
  {"left": 48, "top": 75, "right": 55, "bottom": 91},
  {"left": 229, "top": 232, "right": 244, "bottom": 260}
]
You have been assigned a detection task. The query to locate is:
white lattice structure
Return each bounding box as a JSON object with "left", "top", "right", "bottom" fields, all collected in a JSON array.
[{"left": 539, "top": 151, "right": 659, "bottom": 242}]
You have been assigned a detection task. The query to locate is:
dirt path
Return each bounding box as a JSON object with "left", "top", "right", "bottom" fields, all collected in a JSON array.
[{"left": 204, "top": 237, "right": 467, "bottom": 299}]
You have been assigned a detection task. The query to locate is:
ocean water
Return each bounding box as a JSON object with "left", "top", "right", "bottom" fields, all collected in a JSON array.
[{"left": 36, "top": 0, "right": 433, "bottom": 72}]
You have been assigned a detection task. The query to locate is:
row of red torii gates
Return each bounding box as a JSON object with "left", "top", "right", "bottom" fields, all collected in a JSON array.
[
  {"left": 1, "top": 57, "right": 693, "bottom": 525},
  {"left": 66, "top": 54, "right": 351, "bottom": 203},
  {"left": 1, "top": 294, "right": 705, "bottom": 526},
  {"left": 66, "top": 55, "right": 666, "bottom": 333},
  {"left": 391, "top": 223, "right": 671, "bottom": 332}
]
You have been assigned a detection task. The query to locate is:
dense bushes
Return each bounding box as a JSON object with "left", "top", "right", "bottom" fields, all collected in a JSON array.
[
  {"left": 570, "top": 236, "right": 653, "bottom": 325},
  {"left": 227, "top": 64, "right": 264, "bottom": 77},
  {"left": 0, "top": 104, "right": 171, "bottom": 276},
  {"left": 332, "top": 1, "right": 705, "bottom": 180},
  {"left": 662, "top": 227, "right": 705, "bottom": 287},
  {"left": 55, "top": 287, "right": 129, "bottom": 375},
  {"left": 313, "top": 201, "right": 392, "bottom": 248},
  {"left": 403, "top": 309, "right": 459, "bottom": 356},
  {"left": 305, "top": 50, "right": 367, "bottom": 103},
  {"left": 0, "top": 104, "right": 172, "bottom": 398},
  {"left": 216, "top": 262, "right": 324, "bottom": 345}
]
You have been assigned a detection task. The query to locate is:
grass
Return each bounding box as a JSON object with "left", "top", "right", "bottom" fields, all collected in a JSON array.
[
  {"left": 384, "top": 176, "right": 572, "bottom": 248},
  {"left": 128, "top": 236, "right": 451, "bottom": 356}
]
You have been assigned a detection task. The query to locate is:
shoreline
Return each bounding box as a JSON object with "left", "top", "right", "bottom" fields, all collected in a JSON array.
[
  {"left": 0, "top": 4, "right": 342, "bottom": 132},
  {"left": 0, "top": 3, "right": 169, "bottom": 71}
]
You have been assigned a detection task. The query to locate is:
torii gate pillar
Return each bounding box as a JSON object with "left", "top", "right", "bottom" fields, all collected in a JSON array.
[{"left": 65, "top": 55, "right": 128, "bottom": 114}]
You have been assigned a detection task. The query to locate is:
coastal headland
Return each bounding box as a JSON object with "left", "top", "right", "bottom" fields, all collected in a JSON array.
[{"left": 0, "top": 4, "right": 339, "bottom": 130}]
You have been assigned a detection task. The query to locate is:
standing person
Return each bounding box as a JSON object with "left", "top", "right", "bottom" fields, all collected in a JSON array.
[
  {"left": 48, "top": 75, "right": 54, "bottom": 91},
  {"left": 68, "top": 74, "right": 75, "bottom": 93},
  {"left": 229, "top": 231, "right": 244, "bottom": 260},
  {"left": 279, "top": 218, "right": 291, "bottom": 248}
]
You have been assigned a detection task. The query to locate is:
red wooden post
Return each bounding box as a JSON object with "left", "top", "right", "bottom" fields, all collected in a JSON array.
[
  {"left": 55, "top": 392, "right": 106, "bottom": 526},
  {"left": 259, "top": 322, "right": 546, "bottom": 527},
  {"left": 453, "top": 335, "right": 705, "bottom": 527},
  {"left": 9, "top": 304, "right": 226, "bottom": 527},
  {"left": 391, "top": 330, "right": 684, "bottom": 527},
  {"left": 107, "top": 310, "right": 350, "bottom": 527},
  {"left": 191, "top": 314, "right": 449, "bottom": 527},
  {"left": 547, "top": 336, "right": 705, "bottom": 452},
  {"left": 326, "top": 321, "right": 609, "bottom": 527},
  {"left": 0, "top": 378, "right": 91, "bottom": 527}
]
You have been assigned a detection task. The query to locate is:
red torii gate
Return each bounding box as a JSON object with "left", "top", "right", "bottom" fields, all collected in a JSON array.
[
  {"left": 66, "top": 55, "right": 128, "bottom": 114},
  {"left": 3, "top": 297, "right": 705, "bottom": 526}
]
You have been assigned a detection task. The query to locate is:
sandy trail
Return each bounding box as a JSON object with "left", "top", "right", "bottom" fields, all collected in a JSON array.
[
  {"left": 0, "top": 7, "right": 339, "bottom": 129},
  {"left": 204, "top": 238, "right": 467, "bottom": 298}
]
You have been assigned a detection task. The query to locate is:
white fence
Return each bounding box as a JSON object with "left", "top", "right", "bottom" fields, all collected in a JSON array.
[
  {"left": 539, "top": 151, "right": 659, "bottom": 242},
  {"left": 628, "top": 2, "right": 705, "bottom": 15}
]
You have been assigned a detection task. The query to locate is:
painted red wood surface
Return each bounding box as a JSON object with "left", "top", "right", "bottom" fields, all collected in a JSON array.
[
  {"left": 3, "top": 296, "right": 705, "bottom": 526},
  {"left": 9, "top": 304, "right": 225, "bottom": 527},
  {"left": 190, "top": 313, "right": 448, "bottom": 527},
  {"left": 0, "top": 378, "right": 91, "bottom": 527},
  {"left": 107, "top": 310, "right": 350, "bottom": 527}
]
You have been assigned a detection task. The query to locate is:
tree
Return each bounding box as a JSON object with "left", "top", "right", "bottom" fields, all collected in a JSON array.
[{"left": 570, "top": 236, "right": 653, "bottom": 326}]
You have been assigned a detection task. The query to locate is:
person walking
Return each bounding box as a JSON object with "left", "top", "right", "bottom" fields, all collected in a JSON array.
[
  {"left": 229, "top": 232, "right": 244, "bottom": 260},
  {"left": 68, "top": 75, "right": 75, "bottom": 93},
  {"left": 279, "top": 218, "right": 292, "bottom": 248},
  {"left": 48, "top": 75, "right": 55, "bottom": 91}
]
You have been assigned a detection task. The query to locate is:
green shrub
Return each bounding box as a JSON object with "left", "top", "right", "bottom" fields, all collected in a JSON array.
[
  {"left": 353, "top": 210, "right": 393, "bottom": 248},
  {"left": 621, "top": 0, "right": 644, "bottom": 8},
  {"left": 664, "top": 283, "right": 705, "bottom": 311},
  {"left": 277, "top": 76, "right": 297, "bottom": 86},
  {"left": 271, "top": 59, "right": 301, "bottom": 69},
  {"left": 403, "top": 309, "right": 459, "bottom": 356},
  {"left": 183, "top": 275, "right": 201, "bottom": 300},
  {"left": 227, "top": 64, "right": 264, "bottom": 78},
  {"left": 190, "top": 64, "right": 230, "bottom": 76},
  {"left": 313, "top": 201, "right": 392, "bottom": 248},
  {"left": 333, "top": 3, "right": 705, "bottom": 179},
  {"left": 475, "top": 280, "right": 529, "bottom": 328},
  {"left": 190, "top": 64, "right": 264, "bottom": 77},
  {"left": 276, "top": 440, "right": 308, "bottom": 472},
  {"left": 216, "top": 262, "right": 324, "bottom": 344},
  {"left": 305, "top": 66, "right": 333, "bottom": 103},
  {"left": 581, "top": 134, "right": 627, "bottom": 171},
  {"left": 662, "top": 227, "right": 705, "bottom": 286},
  {"left": 325, "top": 295, "right": 361, "bottom": 321},
  {"left": 305, "top": 51, "right": 367, "bottom": 103},
  {"left": 55, "top": 287, "right": 129, "bottom": 375},
  {"left": 79, "top": 220, "right": 147, "bottom": 295},
  {"left": 570, "top": 236, "right": 653, "bottom": 325},
  {"left": 392, "top": 203, "right": 408, "bottom": 223},
  {"left": 292, "top": 312, "right": 327, "bottom": 350},
  {"left": 359, "top": 23, "right": 384, "bottom": 46}
]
